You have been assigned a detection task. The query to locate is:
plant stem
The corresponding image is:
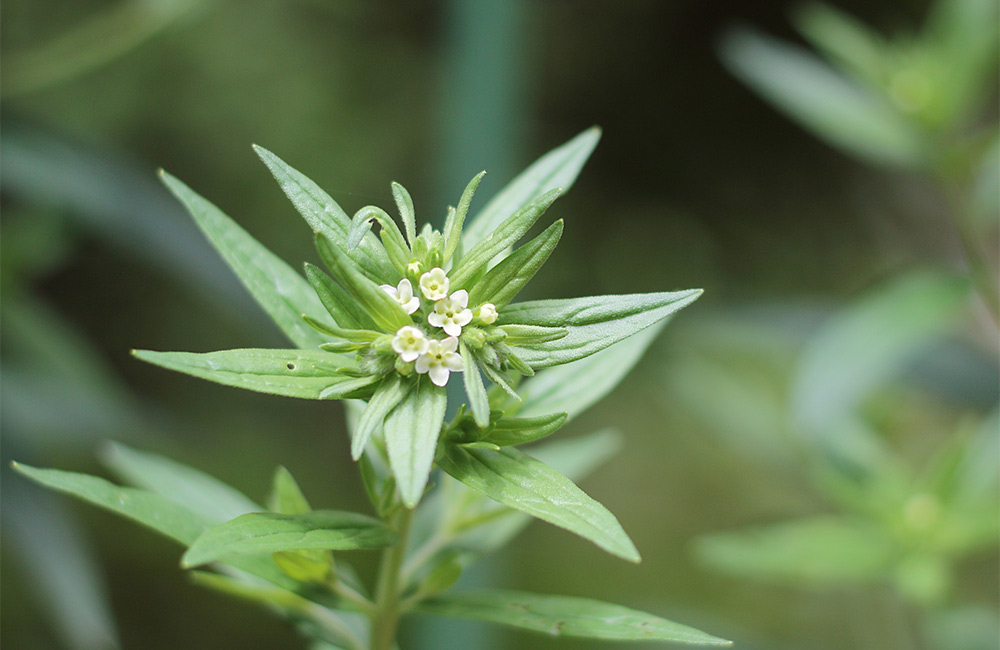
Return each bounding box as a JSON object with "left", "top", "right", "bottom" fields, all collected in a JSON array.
[{"left": 369, "top": 505, "right": 415, "bottom": 650}]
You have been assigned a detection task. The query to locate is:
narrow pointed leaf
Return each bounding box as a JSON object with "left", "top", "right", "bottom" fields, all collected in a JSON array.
[
  {"left": 500, "top": 290, "right": 702, "bottom": 368},
  {"left": 348, "top": 206, "right": 410, "bottom": 273},
  {"left": 253, "top": 146, "right": 397, "bottom": 282},
  {"left": 159, "top": 172, "right": 329, "bottom": 349},
  {"left": 392, "top": 182, "right": 417, "bottom": 246},
  {"left": 132, "top": 348, "right": 365, "bottom": 400},
  {"left": 102, "top": 442, "right": 260, "bottom": 523},
  {"left": 469, "top": 220, "right": 563, "bottom": 308},
  {"left": 182, "top": 510, "right": 397, "bottom": 568},
  {"left": 791, "top": 2, "right": 887, "bottom": 85},
  {"left": 519, "top": 320, "right": 666, "bottom": 421},
  {"left": 450, "top": 189, "right": 562, "bottom": 290},
  {"left": 304, "top": 263, "right": 374, "bottom": 331},
  {"left": 316, "top": 234, "right": 411, "bottom": 333},
  {"left": 461, "top": 341, "right": 490, "bottom": 427},
  {"left": 437, "top": 444, "right": 640, "bottom": 562},
  {"left": 482, "top": 413, "right": 567, "bottom": 447},
  {"left": 268, "top": 466, "right": 312, "bottom": 515},
  {"left": 497, "top": 324, "right": 568, "bottom": 346},
  {"left": 444, "top": 171, "right": 486, "bottom": 263},
  {"left": 463, "top": 127, "right": 601, "bottom": 252},
  {"left": 352, "top": 375, "right": 411, "bottom": 460},
  {"left": 384, "top": 378, "right": 447, "bottom": 508},
  {"left": 418, "top": 590, "right": 731, "bottom": 645}
]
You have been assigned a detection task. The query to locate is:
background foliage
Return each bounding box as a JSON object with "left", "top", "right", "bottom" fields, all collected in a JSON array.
[{"left": 2, "top": 1, "right": 996, "bottom": 649}]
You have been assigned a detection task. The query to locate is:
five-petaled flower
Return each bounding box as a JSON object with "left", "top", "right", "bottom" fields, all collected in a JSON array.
[
  {"left": 415, "top": 337, "right": 464, "bottom": 387},
  {"left": 381, "top": 279, "right": 421, "bottom": 314},
  {"left": 419, "top": 267, "right": 449, "bottom": 301},
  {"left": 428, "top": 290, "right": 474, "bottom": 336}
]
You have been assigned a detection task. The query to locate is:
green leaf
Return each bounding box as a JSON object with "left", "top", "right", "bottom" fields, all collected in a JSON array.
[
  {"left": 695, "top": 516, "right": 894, "bottom": 585},
  {"left": 347, "top": 206, "right": 410, "bottom": 273},
  {"left": 190, "top": 570, "right": 314, "bottom": 612},
  {"left": 469, "top": 220, "right": 563, "bottom": 308},
  {"left": 718, "top": 27, "right": 928, "bottom": 168},
  {"left": 159, "top": 171, "right": 329, "bottom": 349},
  {"left": 418, "top": 590, "right": 731, "bottom": 645},
  {"left": 437, "top": 444, "right": 639, "bottom": 562},
  {"left": 268, "top": 466, "right": 312, "bottom": 515},
  {"left": 392, "top": 181, "right": 417, "bottom": 246},
  {"left": 500, "top": 290, "right": 702, "bottom": 368},
  {"left": 460, "top": 341, "right": 490, "bottom": 427},
  {"left": 303, "top": 263, "right": 374, "bottom": 331},
  {"left": 253, "top": 146, "right": 397, "bottom": 282},
  {"left": 182, "top": 511, "right": 398, "bottom": 568},
  {"left": 463, "top": 127, "right": 601, "bottom": 253},
  {"left": 102, "top": 442, "right": 261, "bottom": 523},
  {"left": 519, "top": 320, "right": 665, "bottom": 421},
  {"left": 132, "top": 348, "right": 370, "bottom": 400},
  {"left": 498, "top": 324, "right": 568, "bottom": 346},
  {"left": 352, "top": 375, "right": 411, "bottom": 460},
  {"left": 444, "top": 171, "right": 486, "bottom": 263},
  {"left": 449, "top": 189, "right": 562, "bottom": 290},
  {"left": 482, "top": 413, "right": 567, "bottom": 447},
  {"left": 792, "top": 2, "right": 887, "bottom": 85},
  {"left": 14, "top": 463, "right": 212, "bottom": 545},
  {"left": 384, "top": 377, "right": 447, "bottom": 508},
  {"left": 315, "top": 234, "right": 411, "bottom": 334}
]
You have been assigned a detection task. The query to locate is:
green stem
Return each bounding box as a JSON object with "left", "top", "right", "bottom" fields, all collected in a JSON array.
[{"left": 369, "top": 505, "right": 415, "bottom": 650}]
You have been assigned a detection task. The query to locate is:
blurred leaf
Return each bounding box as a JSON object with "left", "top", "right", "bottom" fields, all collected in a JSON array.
[
  {"left": 519, "top": 319, "right": 665, "bottom": 421},
  {"left": 254, "top": 146, "right": 397, "bottom": 283},
  {"left": 971, "top": 134, "right": 999, "bottom": 227},
  {"left": 418, "top": 590, "right": 731, "bottom": 645},
  {"left": 719, "top": 27, "right": 928, "bottom": 168},
  {"left": 501, "top": 290, "right": 702, "bottom": 368},
  {"left": 925, "top": 0, "right": 1000, "bottom": 117},
  {"left": 927, "top": 604, "right": 1000, "bottom": 650},
  {"left": 102, "top": 442, "right": 260, "bottom": 523},
  {"left": 468, "top": 219, "right": 563, "bottom": 308},
  {"left": 695, "top": 516, "right": 894, "bottom": 585},
  {"left": 791, "top": 272, "right": 970, "bottom": 435},
  {"left": 132, "top": 348, "right": 372, "bottom": 400},
  {"left": 462, "top": 127, "right": 601, "bottom": 259},
  {"left": 450, "top": 189, "right": 562, "bottom": 290},
  {"left": 437, "top": 443, "right": 639, "bottom": 562},
  {"left": 190, "top": 570, "right": 313, "bottom": 611},
  {"left": 792, "top": 2, "right": 887, "bottom": 85},
  {"left": 160, "top": 171, "right": 330, "bottom": 349},
  {"left": 182, "top": 511, "right": 397, "bottom": 568},
  {"left": 268, "top": 466, "right": 312, "bottom": 515},
  {"left": 384, "top": 377, "right": 447, "bottom": 508}
]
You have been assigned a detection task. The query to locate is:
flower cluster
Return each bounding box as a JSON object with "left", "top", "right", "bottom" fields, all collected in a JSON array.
[{"left": 381, "top": 270, "right": 497, "bottom": 387}]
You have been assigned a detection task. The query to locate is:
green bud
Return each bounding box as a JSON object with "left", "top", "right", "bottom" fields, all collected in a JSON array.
[
  {"left": 371, "top": 334, "right": 395, "bottom": 354},
  {"left": 394, "top": 356, "right": 414, "bottom": 376},
  {"left": 461, "top": 327, "right": 487, "bottom": 349}
]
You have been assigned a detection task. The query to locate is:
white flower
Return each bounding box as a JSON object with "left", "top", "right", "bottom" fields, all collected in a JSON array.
[
  {"left": 380, "top": 279, "right": 420, "bottom": 314},
  {"left": 392, "top": 326, "right": 429, "bottom": 362},
  {"left": 419, "top": 267, "right": 450, "bottom": 301},
  {"left": 476, "top": 303, "right": 498, "bottom": 325},
  {"left": 415, "top": 337, "right": 464, "bottom": 386},
  {"left": 427, "top": 290, "right": 473, "bottom": 337}
]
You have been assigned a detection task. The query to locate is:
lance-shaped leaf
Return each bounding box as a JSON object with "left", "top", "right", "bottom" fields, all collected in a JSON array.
[
  {"left": 352, "top": 375, "right": 411, "bottom": 460},
  {"left": 519, "top": 320, "right": 666, "bottom": 421},
  {"left": 500, "top": 290, "right": 702, "bottom": 368},
  {"left": 347, "top": 206, "right": 410, "bottom": 273},
  {"left": 463, "top": 127, "right": 600, "bottom": 253},
  {"left": 160, "top": 172, "right": 329, "bottom": 349},
  {"left": 469, "top": 220, "right": 563, "bottom": 308},
  {"left": 436, "top": 444, "right": 639, "bottom": 562},
  {"left": 384, "top": 378, "right": 447, "bottom": 508},
  {"left": 461, "top": 341, "right": 490, "bottom": 427},
  {"left": 481, "top": 413, "right": 567, "bottom": 447},
  {"left": 102, "top": 442, "right": 260, "bottom": 523},
  {"left": 304, "top": 263, "right": 374, "bottom": 331},
  {"left": 253, "top": 146, "right": 397, "bottom": 282},
  {"left": 316, "top": 234, "right": 412, "bottom": 334},
  {"left": 791, "top": 2, "right": 887, "bottom": 85},
  {"left": 443, "top": 171, "right": 486, "bottom": 263},
  {"left": 132, "top": 349, "right": 373, "bottom": 400},
  {"left": 268, "top": 466, "right": 312, "bottom": 515},
  {"left": 392, "top": 181, "right": 417, "bottom": 246},
  {"left": 498, "top": 324, "right": 568, "bottom": 346},
  {"left": 449, "top": 189, "right": 562, "bottom": 290},
  {"left": 182, "top": 511, "right": 397, "bottom": 568},
  {"left": 418, "top": 590, "right": 731, "bottom": 645}
]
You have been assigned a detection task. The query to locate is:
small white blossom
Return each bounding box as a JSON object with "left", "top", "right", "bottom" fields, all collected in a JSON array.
[
  {"left": 419, "top": 267, "right": 450, "bottom": 301},
  {"left": 428, "top": 290, "right": 473, "bottom": 337},
  {"left": 380, "top": 279, "right": 421, "bottom": 314},
  {"left": 476, "top": 303, "right": 498, "bottom": 325},
  {"left": 415, "top": 337, "right": 464, "bottom": 386},
  {"left": 392, "top": 326, "right": 429, "bottom": 362}
]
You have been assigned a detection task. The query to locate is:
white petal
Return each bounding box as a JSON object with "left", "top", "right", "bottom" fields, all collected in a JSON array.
[
  {"left": 440, "top": 337, "right": 460, "bottom": 353},
  {"left": 415, "top": 356, "right": 431, "bottom": 374},
  {"left": 443, "top": 322, "right": 462, "bottom": 337},
  {"left": 428, "top": 312, "right": 446, "bottom": 328},
  {"left": 397, "top": 279, "right": 414, "bottom": 301},
  {"left": 403, "top": 297, "right": 420, "bottom": 314},
  {"left": 444, "top": 354, "right": 464, "bottom": 371},
  {"left": 450, "top": 289, "right": 469, "bottom": 308},
  {"left": 380, "top": 284, "right": 398, "bottom": 298},
  {"left": 455, "top": 309, "right": 473, "bottom": 327},
  {"left": 429, "top": 365, "right": 450, "bottom": 387},
  {"left": 400, "top": 350, "right": 421, "bottom": 362}
]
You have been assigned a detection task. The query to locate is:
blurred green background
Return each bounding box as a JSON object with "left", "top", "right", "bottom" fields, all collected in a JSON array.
[{"left": 2, "top": 1, "right": 997, "bottom": 649}]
